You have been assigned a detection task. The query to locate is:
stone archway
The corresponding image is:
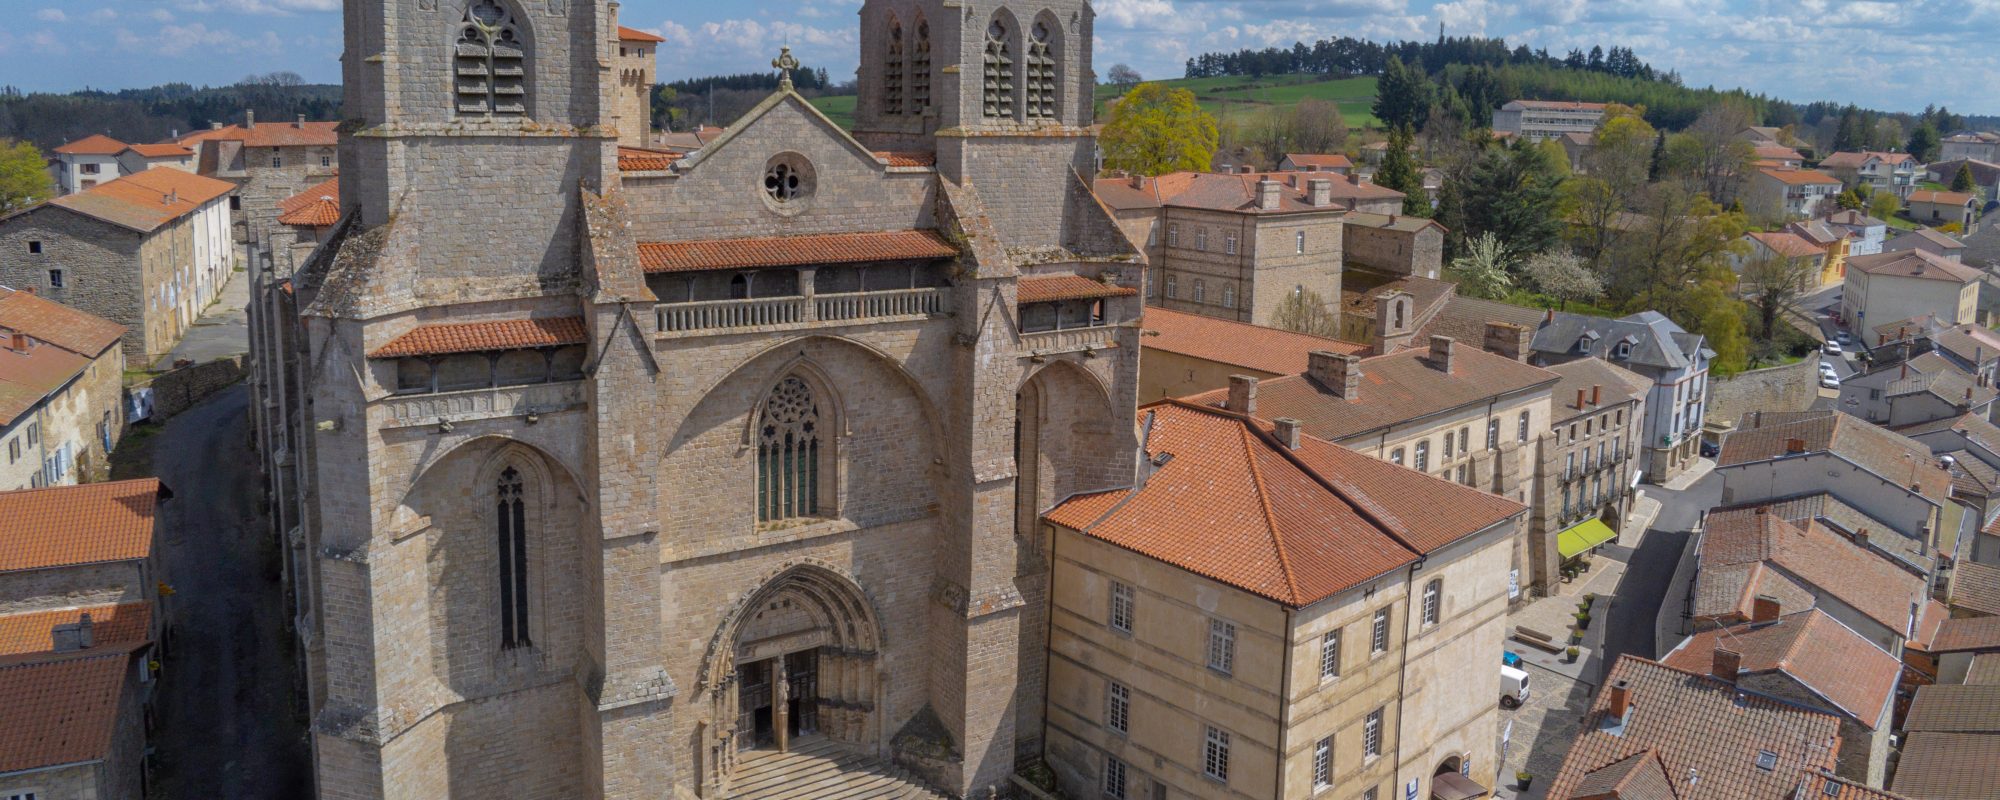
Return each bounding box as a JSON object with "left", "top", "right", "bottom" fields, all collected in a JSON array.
[{"left": 697, "top": 562, "right": 884, "bottom": 796}]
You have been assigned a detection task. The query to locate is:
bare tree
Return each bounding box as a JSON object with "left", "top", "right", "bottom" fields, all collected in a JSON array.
[
  {"left": 1665, "top": 101, "right": 1757, "bottom": 203},
  {"left": 1288, "top": 99, "right": 1348, "bottom": 154},
  {"left": 1522, "top": 250, "right": 1604, "bottom": 310},
  {"left": 1271, "top": 288, "right": 1341, "bottom": 338},
  {"left": 1739, "top": 250, "right": 1819, "bottom": 343},
  {"left": 1108, "top": 64, "right": 1143, "bottom": 90}
]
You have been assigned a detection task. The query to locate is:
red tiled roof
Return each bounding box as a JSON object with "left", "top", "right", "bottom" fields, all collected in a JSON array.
[
  {"left": 0, "top": 603, "right": 152, "bottom": 658},
  {"left": 1045, "top": 402, "right": 1523, "bottom": 607},
  {"left": 0, "top": 652, "right": 131, "bottom": 773},
  {"left": 0, "top": 480, "right": 163, "bottom": 572},
  {"left": 277, "top": 175, "right": 340, "bottom": 227},
  {"left": 1796, "top": 771, "right": 1908, "bottom": 800},
  {"left": 1892, "top": 732, "right": 2000, "bottom": 800},
  {"left": 874, "top": 151, "right": 936, "bottom": 167},
  {"left": 1954, "top": 561, "right": 2000, "bottom": 616},
  {"left": 1747, "top": 231, "right": 1826, "bottom": 259},
  {"left": 1693, "top": 511, "right": 1925, "bottom": 632},
  {"left": 1909, "top": 189, "right": 1978, "bottom": 206},
  {"left": 1934, "top": 615, "right": 2000, "bottom": 652},
  {"left": 1758, "top": 167, "right": 1841, "bottom": 186},
  {"left": 0, "top": 287, "right": 126, "bottom": 426},
  {"left": 0, "top": 287, "right": 126, "bottom": 359},
  {"left": 1568, "top": 751, "right": 1680, "bottom": 800},
  {"left": 1547, "top": 656, "right": 1843, "bottom": 800},
  {"left": 122, "top": 143, "right": 192, "bottom": 158},
  {"left": 52, "top": 134, "right": 128, "bottom": 156},
  {"left": 1661, "top": 610, "right": 1898, "bottom": 727},
  {"left": 1846, "top": 249, "right": 1984, "bottom": 283},
  {"left": 1016, "top": 274, "right": 1137, "bottom": 304},
  {"left": 1140, "top": 308, "right": 1366, "bottom": 377},
  {"left": 1282, "top": 153, "right": 1354, "bottom": 170},
  {"left": 1753, "top": 144, "right": 1805, "bottom": 162},
  {"left": 1819, "top": 151, "right": 1915, "bottom": 169},
  {"left": 1718, "top": 411, "right": 1951, "bottom": 501},
  {"left": 1904, "top": 684, "right": 2000, "bottom": 733},
  {"left": 616, "top": 146, "right": 683, "bottom": 172},
  {"left": 178, "top": 120, "right": 338, "bottom": 148},
  {"left": 46, "top": 168, "right": 236, "bottom": 233},
  {"left": 1093, "top": 171, "right": 1400, "bottom": 214},
  {"left": 1912, "top": 599, "right": 1950, "bottom": 651},
  {"left": 637, "top": 230, "right": 959, "bottom": 273},
  {"left": 617, "top": 25, "right": 665, "bottom": 42},
  {"left": 369, "top": 317, "right": 587, "bottom": 358}
]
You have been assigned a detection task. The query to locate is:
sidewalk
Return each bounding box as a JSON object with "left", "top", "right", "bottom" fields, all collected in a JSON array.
[
  {"left": 154, "top": 268, "right": 249, "bottom": 370},
  {"left": 1658, "top": 457, "right": 1714, "bottom": 491},
  {"left": 1505, "top": 492, "right": 1661, "bottom": 685}
]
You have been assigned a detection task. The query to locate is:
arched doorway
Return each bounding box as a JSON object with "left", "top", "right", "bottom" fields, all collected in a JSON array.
[
  {"left": 699, "top": 563, "right": 884, "bottom": 794},
  {"left": 1435, "top": 756, "right": 1463, "bottom": 776}
]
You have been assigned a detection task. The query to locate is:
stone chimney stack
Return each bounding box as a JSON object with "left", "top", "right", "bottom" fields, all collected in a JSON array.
[
  {"left": 1274, "top": 418, "right": 1302, "bottom": 449},
  {"left": 295, "top": 114, "right": 306, "bottom": 128},
  {"left": 1428, "top": 336, "right": 1455, "bottom": 373},
  {"left": 1239, "top": 165, "right": 1255, "bottom": 175},
  {"left": 1308, "top": 178, "right": 1333, "bottom": 207},
  {"left": 1256, "top": 178, "right": 1282, "bottom": 211},
  {"left": 1308, "top": 351, "right": 1362, "bottom": 399},
  {"left": 1227, "top": 375, "right": 1259, "bottom": 416},
  {"left": 1751, "top": 594, "right": 1781, "bottom": 623},
  {"left": 245, "top": 109, "right": 255, "bottom": 129},
  {"left": 1483, "top": 322, "right": 1533, "bottom": 362},
  {"left": 1712, "top": 647, "right": 1742, "bottom": 682}
]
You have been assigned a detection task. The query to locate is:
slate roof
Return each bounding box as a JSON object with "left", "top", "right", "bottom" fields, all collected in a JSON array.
[
  {"left": 636, "top": 230, "right": 958, "bottom": 273},
  {"left": 1531, "top": 311, "right": 1709, "bottom": 371},
  {"left": 1847, "top": 249, "right": 1983, "bottom": 283},
  {"left": 368, "top": 317, "right": 588, "bottom": 358},
  {"left": 1016, "top": 275, "right": 1138, "bottom": 305},
  {"left": 277, "top": 175, "right": 340, "bottom": 227},
  {"left": 1718, "top": 410, "right": 1950, "bottom": 503},
  {"left": 0, "top": 652, "right": 132, "bottom": 773},
  {"left": 1546, "top": 656, "right": 1843, "bottom": 800},
  {"left": 1932, "top": 615, "right": 2000, "bottom": 653},
  {"left": 52, "top": 134, "right": 128, "bottom": 156},
  {"left": 1892, "top": 733, "right": 2000, "bottom": 800},
  {"left": 0, "top": 479, "right": 163, "bottom": 572},
  {"left": 1183, "top": 342, "right": 1561, "bottom": 443},
  {"left": 1660, "top": 610, "right": 1898, "bottom": 727},
  {"left": 0, "top": 602, "right": 151, "bottom": 658},
  {"left": 1139, "top": 308, "right": 1365, "bottom": 377},
  {"left": 1043, "top": 402, "right": 1524, "bottom": 607},
  {"left": 1693, "top": 509, "right": 1926, "bottom": 632},
  {"left": 1952, "top": 561, "right": 2000, "bottom": 617},
  {"left": 42, "top": 168, "right": 236, "bottom": 233},
  {"left": 1412, "top": 295, "right": 1548, "bottom": 347},
  {"left": 1547, "top": 358, "right": 1653, "bottom": 425}
]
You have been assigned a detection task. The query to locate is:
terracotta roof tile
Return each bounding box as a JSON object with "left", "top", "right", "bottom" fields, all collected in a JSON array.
[
  {"left": 1569, "top": 751, "right": 1680, "bottom": 800},
  {"left": 277, "top": 175, "right": 340, "bottom": 227},
  {"left": 178, "top": 120, "right": 337, "bottom": 148},
  {"left": 1719, "top": 411, "right": 1950, "bottom": 502},
  {"left": 1411, "top": 295, "right": 1545, "bottom": 347},
  {"left": 1795, "top": 771, "right": 1909, "bottom": 800},
  {"left": 1912, "top": 599, "right": 1950, "bottom": 651},
  {"left": 1339, "top": 270, "right": 1457, "bottom": 324},
  {"left": 369, "top": 317, "right": 587, "bottom": 359},
  {"left": 45, "top": 168, "right": 236, "bottom": 233},
  {"left": 52, "top": 134, "right": 128, "bottom": 156},
  {"left": 1891, "top": 732, "right": 2000, "bottom": 800},
  {"left": 1692, "top": 510, "right": 1924, "bottom": 632},
  {"left": 1044, "top": 402, "right": 1522, "bottom": 606},
  {"left": 1929, "top": 614, "right": 2000, "bottom": 653},
  {"left": 122, "top": 143, "right": 193, "bottom": 158},
  {"left": 1904, "top": 684, "right": 2000, "bottom": 733},
  {"left": 1909, "top": 189, "right": 1978, "bottom": 205},
  {"left": 1140, "top": 308, "right": 1365, "bottom": 377},
  {"left": 1934, "top": 324, "right": 2000, "bottom": 366},
  {"left": 0, "top": 480, "right": 163, "bottom": 572},
  {"left": 0, "top": 652, "right": 130, "bottom": 773},
  {"left": 1846, "top": 249, "right": 1984, "bottom": 284},
  {"left": 1185, "top": 344, "right": 1560, "bottom": 443},
  {"left": 1753, "top": 144, "right": 1805, "bottom": 162},
  {"left": 1547, "top": 656, "right": 1843, "bottom": 800},
  {"left": 1661, "top": 610, "right": 1898, "bottom": 727},
  {"left": 0, "top": 286, "right": 126, "bottom": 359},
  {"left": 1964, "top": 653, "right": 2000, "bottom": 685},
  {"left": 1015, "top": 274, "right": 1137, "bottom": 304},
  {"left": 1952, "top": 561, "right": 2000, "bottom": 617},
  {"left": 616, "top": 146, "right": 683, "bottom": 172},
  {"left": 1093, "top": 171, "right": 1398, "bottom": 215},
  {"left": 1281, "top": 153, "right": 1354, "bottom": 170},
  {"left": 873, "top": 151, "right": 935, "bottom": 167},
  {"left": 0, "top": 603, "right": 152, "bottom": 658},
  {"left": 1546, "top": 357, "right": 1652, "bottom": 423},
  {"left": 1747, "top": 231, "right": 1827, "bottom": 259},
  {"left": 1820, "top": 151, "right": 1915, "bottom": 169},
  {"left": 1758, "top": 167, "right": 1842, "bottom": 186},
  {"left": 617, "top": 25, "right": 665, "bottom": 42},
  {"left": 637, "top": 230, "right": 958, "bottom": 273}
]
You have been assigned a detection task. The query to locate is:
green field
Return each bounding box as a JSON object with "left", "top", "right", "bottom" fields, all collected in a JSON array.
[{"left": 808, "top": 74, "right": 1380, "bottom": 131}]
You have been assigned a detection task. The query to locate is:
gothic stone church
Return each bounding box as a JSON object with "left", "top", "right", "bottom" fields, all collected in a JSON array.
[{"left": 259, "top": 0, "right": 1145, "bottom": 797}]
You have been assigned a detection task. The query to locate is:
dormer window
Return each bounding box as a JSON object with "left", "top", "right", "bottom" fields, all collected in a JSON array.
[{"left": 1614, "top": 341, "right": 1633, "bottom": 359}]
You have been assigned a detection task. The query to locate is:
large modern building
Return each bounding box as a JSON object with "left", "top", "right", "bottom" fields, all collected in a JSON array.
[{"left": 1490, "top": 100, "right": 1606, "bottom": 142}]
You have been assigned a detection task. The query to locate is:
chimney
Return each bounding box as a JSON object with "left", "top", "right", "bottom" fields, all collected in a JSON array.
[
  {"left": 1307, "top": 178, "right": 1333, "bottom": 207},
  {"left": 1389, "top": 213, "right": 1399, "bottom": 226},
  {"left": 1483, "top": 322, "right": 1532, "bottom": 362},
  {"left": 1592, "top": 385, "right": 1602, "bottom": 406},
  {"left": 1308, "top": 351, "right": 1362, "bottom": 399},
  {"left": 1855, "top": 528, "right": 1869, "bottom": 549},
  {"left": 1349, "top": 173, "right": 1362, "bottom": 185},
  {"left": 1256, "top": 178, "right": 1282, "bottom": 211},
  {"left": 1712, "top": 647, "right": 1742, "bottom": 682},
  {"left": 1429, "top": 335, "right": 1455, "bottom": 373},
  {"left": 1226, "top": 374, "right": 1259, "bottom": 415},
  {"left": 8, "top": 333, "right": 28, "bottom": 353},
  {"left": 1274, "top": 418, "right": 1302, "bottom": 449},
  {"left": 1751, "top": 594, "right": 1781, "bottom": 623},
  {"left": 1129, "top": 174, "right": 1144, "bottom": 190},
  {"left": 1546, "top": 307, "right": 1557, "bottom": 322},
  {"left": 1577, "top": 389, "right": 1589, "bottom": 410},
  {"left": 210, "top": 121, "right": 222, "bottom": 131},
  {"left": 1607, "top": 678, "right": 1632, "bottom": 720},
  {"left": 245, "top": 109, "right": 255, "bottom": 129},
  {"left": 1784, "top": 437, "right": 1807, "bottom": 454},
  {"left": 295, "top": 113, "right": 306, "bottom": 128},
  {"left": 1239, "top": 165, "right": 1255, "bottom": 175}
]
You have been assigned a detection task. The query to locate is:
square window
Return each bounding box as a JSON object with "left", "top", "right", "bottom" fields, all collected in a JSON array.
[
  {"left": 47, "top": 269, "right": 63, "bottom": 289},
  {"left": 1203, "top": 725, "right": 1230, "bottom": 782},
  {"left": 26, "top": 240, "right": 41, "bottom": 254},
  {"left": 1207, "top": 618, "right": 1235, "bottom": 674},
  {"left": 1756, "top": 750, "right": 1778, "bottom": 771},
  {"left": 1363, "top": 789, "right": 1378, "bottom": 800},
  {"left": 229, "top": 195, "right": 242, "bottom": 211},
  {"left": 1110, "top": 581, "right": 1134, "bottom": 633}
]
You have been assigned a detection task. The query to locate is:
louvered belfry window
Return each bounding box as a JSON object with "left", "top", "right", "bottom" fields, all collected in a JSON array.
[
  {"left": 455, "top": 0, "right": 526, "bottom": 116},
  {"left": 910, "top": 20, "right": 932, "bottom": 112},
  {"left": 982, "top": 19, "right": 1013, "bottom": 118},
  {"left": 883, "top": 19, "right": 905, "bottom": 116},
  {"left": 1025, "top": 20, "right": 1057, "bottom": 119}
]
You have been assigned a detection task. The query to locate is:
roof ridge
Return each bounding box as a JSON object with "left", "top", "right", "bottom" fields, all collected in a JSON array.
[{"left": 1236, "top": 420, "right": 1303, "bottom": 604}]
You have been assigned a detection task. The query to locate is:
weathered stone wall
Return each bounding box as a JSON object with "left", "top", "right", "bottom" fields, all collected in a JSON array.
[
  {"left": 0, "top": 208, "right": 147, "bottom": 361},
  {"left": 139, "top": 356, "right": 247, "bottom": 422},
  {"left": 0, "top": 560, "right": 147, "bottom": 616},
  {"left": 0, "top": 760, "right": 101, "bottom": 800},
  {"left": 1705, "top": 357, "right": 1817, "bottom": 435},
  {"left": 1345, "top": 223, "right": 1443, "bottom": 279}
]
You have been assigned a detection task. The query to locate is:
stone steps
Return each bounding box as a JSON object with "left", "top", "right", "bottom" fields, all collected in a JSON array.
[{"left": 728, "top": 738, "right": 945, "bottom": 800}]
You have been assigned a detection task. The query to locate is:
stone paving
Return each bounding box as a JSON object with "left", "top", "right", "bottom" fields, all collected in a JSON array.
[{"left": 154, "top": 266, "right": 249, "bottom": 369}]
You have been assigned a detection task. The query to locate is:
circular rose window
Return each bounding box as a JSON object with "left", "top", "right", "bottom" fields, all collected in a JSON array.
[{"left": 761, "top": 153, "right": 815, "bottom": 215}]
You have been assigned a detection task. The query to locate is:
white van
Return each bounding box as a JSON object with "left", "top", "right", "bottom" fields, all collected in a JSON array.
[{"left": 1500, "top": 665, "right": 1532, "bottom": 709}]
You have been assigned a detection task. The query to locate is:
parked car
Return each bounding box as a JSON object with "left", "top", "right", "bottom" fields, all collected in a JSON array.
[
  {"left": 1700, "top": 440, "right": 1721, "bottom": 458},
  {"left": 1821, "top": 373, "right": 1840, "bottom": 389},
  {"left": 1501, "top": 664, "right": 1532, "bottom": 709},
  {"left": 1824, "top": 340, "right": 1844, "bottom": 356}
]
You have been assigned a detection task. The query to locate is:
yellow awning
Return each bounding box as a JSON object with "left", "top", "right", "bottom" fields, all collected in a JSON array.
[{"left": 1558, "top": 518, "right": 1619, "bottom": 559}]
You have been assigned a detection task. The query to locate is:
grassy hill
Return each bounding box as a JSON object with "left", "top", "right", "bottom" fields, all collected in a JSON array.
[{"left": 808, "top": 74, "right": 1380, "bottom": 131}]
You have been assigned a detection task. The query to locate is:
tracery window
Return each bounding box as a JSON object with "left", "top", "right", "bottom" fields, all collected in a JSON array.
[
  {"left": 982, "top": 18, "right": 1014, "bottom": 118},
  {"left": 1025, "top": 19, "right": 1058, "bottom": 119},
  {"left": 883, "top": 18, "right": 905, "bottom": 116},
  {"left": 757, "top": 376, "right": 823, "bottom": 522},
  {"left": 910, "top": 19, "right": 932, "bottom": 112},
  {"left": 455, "top": 0, "right": 527, "bottom": 116},
  {"left": 496, "top": 466, "right": 530, "bottom": 648}
]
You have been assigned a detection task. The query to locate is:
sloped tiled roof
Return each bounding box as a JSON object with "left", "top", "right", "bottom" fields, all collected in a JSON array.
[
  {"left": 873, "top": 151, "right": 935, "bottom": 168},
  {"left": 0, "top": 602, "right": 152, "bottom": 658},
  {"left": 1281, "top": 153, "right": 1354, "bottom": 170},
  {"left": 1718, "top": 410, "right": 1950, "bottom": 502},
  {"left": 0, "top": 479, "right": 163, "bottom": 572},
  {"left": 1821, "top": 209, "right": 1887, "bottom": 228},
  {"left": 1795, "top": 771, "right": 1910, "bottom": 800},
  {"left": 1693, "top": 509, "right": 1924, "bottom": 632},
  {"left": 1660, "top": 610, "right": 1898, "bottom": 727},
  {"left": 1952, "top": 560, "right": 2000, "bottom": 617},
  {"left": 1935, "top": 324, "right": 2000, "bottom": 366},
  {"left": 1044, "top": 402, "right": 1523, "bottom": 607},
  {"left": 1411, "top": 295, "right": 1547, "bottom": 347},
  {"left": 0, "top": 652, "right": 131, "bottom": 773},
  {"left": 1532, "top": 311, "right": 1709, "bottom": 371},
  {"left": 1909, "top": 189, "right": 1978, "bottom": 206},
  {"left": 615, "top": 146, "right": 683, "bottom": 172},
  {"left": 1931, "top": 615, "right": 2000, "bottom": 653},
  {"left": 277, "top": 175, "right": 340, "bottom": 227},
  {"left": 637, "top": 230, "right": 958, "bottom": 273},
  {"left": 1016, "top": 274, "right": 1138, "bottom": 304},
  {"left": 179, "top": 119, "right": 338, "bottom": 148},
  {"left": 1507, "top": 99, "right": 1608, "bottom": 111},
  {"left": 1340, "top": 270, "right": 1457, "bottom": 325},
  {"left": 1848, "top": 248, "right": 1983, "bottom": 283},
  {"left": 369, "top": 317, "right": 587, "bottom": 358},
  {"left": 1184, "top": 342, "right": 1560, "bottom": 443},
  {"left": 1964, "top": 653, "right": 2000, "bottom": 685},
  {"left": 1140, "top": 308, "right": 1366, "bottom": 377},
  {"left": 43, "top": 167, "right": 235, "bottom": 233},
  {"left": 1892, "top": 733, "right": 2000, "bottom": 800},
  {"left": 0, "top": 287, "right": 126, "bottom": 359},
  {"left": 1904, "top": 684, "right": 2000, "bottom": 733},
  {"left": 1547, "top": 358, "right": 1656, "bottom": 424},
  {"left": 123, "top": 143, "right": 193, "bottom": 158},
  {"left": 1752, "top": 144, "right": 1805, "bottom": 162},
  {"left": 1819, "top": 151, "right": 1915, "bottom": 169},
  {"left": 0, "top": 288, "right": 126, "bottom": 425},
  {"left": 52, "top": 134, "right": 128, "bottom": 156},
  {"left": 1746, "top": 231, "right": 1826, "bottom": 259},
  {"left": 1757, "top": 167, "right": 1840, "bottom": 185},
  {"left": 1568, "top": 750, "right": 1680, "bottom": 800},
  {"left": 1546, "top": 656, "right": 1843, "bottom": 800},
  {"left": 617, "top": 25, "right": 665, "bottom": 42}
]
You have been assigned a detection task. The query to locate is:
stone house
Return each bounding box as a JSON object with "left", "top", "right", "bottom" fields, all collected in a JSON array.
[
  {"left": 48, "top": 135, "right": 128, "bottom": 196},
  {"left": 1907, "top": 189, "right": 1980, "bottom": 229},
  {"left": 1818, "top": 151, "right": 1922, "bottom": 199},
  {"left": 1838, "top": 351, "right": 1996, "bottom": 427},
  {"left": 114, "top": 143, "right": 197, "bottom": 176},
  {"left": 1490, "top": 100, "right": 1606, "bottom": 143},
  {"left": 1884, "top": 228, "right": 1967, "bottom": 261},
  {"left": 1745, "top": 167, "right": 1842, "bottom": 220},
  {"left": 1041, "top": 400, "right": 1527, "bottom": 800},
  {"left": 0, "top": 168, "right": 234, "bottom": 363},
  {"left": 1941, "top": 131, "right": 2000, "bottom": 163},
  {"left": 611, "top": 26, "right": 662, "bottom": 149},
  {"left": 1530, "top": 311, "right": 1714, "bottom": 484},
  {"left": 1752, "top": 143, "right": 1806, "bottom": 169},
  {"left": 0, "top": 288, "right": 128, "bottom": 489},
  {"left": 1343, "top": 212, "right": 1443, "bottom": 280},
  {"left": 175, "top": 112, "right": 339, "bottom": 275},
  {"left": 1276, "top": 153, "right": 1353, "bottom": 175},
  {"left": 1843, "top": 249, "right": 1982, "bottom": 333},
  {"left": 1732, "top": 230, "right": 1829, "bottom": 288},
  {"left": 1135, "top": 307, "right": 1366, "bottom": 400},
  {"left": 1532, "top": 358, "right": 1650, "bottom": 597}
]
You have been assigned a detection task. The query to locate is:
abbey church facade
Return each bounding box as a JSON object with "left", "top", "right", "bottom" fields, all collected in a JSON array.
[{"left": 256, "top": 0, "right": 1146, "bottom": 797}]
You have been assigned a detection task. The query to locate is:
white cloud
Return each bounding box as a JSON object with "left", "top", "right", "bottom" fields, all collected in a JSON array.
[
  {"left": 29, "top": 30, "right": 67, "bottom": 55},
  {"left": 1097, "top": 0, "right": 1180, "bottom": 28},
  {"left": 174, "top": 0, "right": 335, "bottom": 16},
  {"left": 1433, "top": 0, "right": 1496, "bottom": 33},
  {"left": 34, "top": 8, "right": 66, "bottom": 22},
  {"left": 117, "top": 23, "right": 285, "bottom": 57},
  {"left": 90, "top": 8, "right": 119, "bottom": 22}
]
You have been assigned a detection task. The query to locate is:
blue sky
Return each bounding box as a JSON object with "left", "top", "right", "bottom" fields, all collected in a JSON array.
[{"left": 4, "top": 0, "right": 1996, "bottom": 115}]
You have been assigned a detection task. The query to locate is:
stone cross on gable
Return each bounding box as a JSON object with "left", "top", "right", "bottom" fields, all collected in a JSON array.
[{"left": 772, "top": 47, "right": 800, "bottom": 92}]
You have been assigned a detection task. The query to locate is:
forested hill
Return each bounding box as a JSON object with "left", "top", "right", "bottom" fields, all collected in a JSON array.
[{"left": 0, "top": 74, "right": 341, "bottom": 152}]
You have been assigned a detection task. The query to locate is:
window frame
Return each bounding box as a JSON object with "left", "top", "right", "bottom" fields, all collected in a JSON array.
[
  {"left": 1104, "top": 755, "right": 1128, "bottom": 799},
  {"left": 1518, "top": 411, "right": 1531, "bottom": 443},
  {"left": 1370, "top": 607, "right": 1390, "bottom": 653},
  {"left": 1105, "top": 680, "right": 1130, "bottom": 734},
  {"left": 1414, "top": 440, "right": 1429, "bottom": 471},
  {"left": 1363, "top": 708, "right": 1383, "bottom": 758},
  {"left": 1223, "top": 232, "right": 1238, "bottom": 255},
  {"left": 47, "top": 269, "right": 63, "bottom": 289},
  {"left": 1422, "top": 578, "right": 1441, "bottom": 626},
  {"left": 1203, "top": 725, "right": 1231, "bottom": 782},
  {"left": 26, "top": 240, "right": 41, "bottom": 254},
  {"left": 1319, "top": 629, "right": 1341, "bottom": 680},
  {"left": 1389, "top": 447, "right": 1404, "bottom": 466},
  {"left": 1313, "top": 735, "right": 1333, "bottom": 789},
  {"left": 1296, "top": 230, "right": 1306, "bottom": 254},
  {"left": 1109, "top": 581, "right": 1135, "bottom": 634},
  {"left": 1487, "top": 418, "right": 1499, "bottom": 450},
  {"left": 1206, "top": 617, "right": 1236, "bottom": 675}
]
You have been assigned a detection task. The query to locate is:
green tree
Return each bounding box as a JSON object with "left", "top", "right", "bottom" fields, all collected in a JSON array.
[
  {"left": 1868, "top": 190, "right": 1902, "bottom": 221},
  {"left": 1952, "top": 164, "right": 1977, "bottom": 193},
  {"left": 1100, "top": 83, "right": 1220, "bottom": 176},
  {"left": 1568, "top": 107, "right": 1657, "bottom": 269},
  {"left": 1691, "top": 282, "right": 1750, "bottom": 376},
  {"left": 1448, "top": 232, "right": 1515, "bottom": 299},
  {"left": 1739, "top": 250, "right": 1819, "bottom": 344},
  {"left": 0, "top": 139, "right": 52, "bottom": 213},
  {"left": 1462, "top": 142, "right": 1566, "bottom": 256},
  {"left": 1607, "top": 181, "right": 1748, "bottom": 321},
  {"left": 1832, "top": 106, "right": 1862, "bottom": 152},
  {"left": 1835, "top": 188, "right": 1864, "bottom": 210},
  {"left": 1907, "top": 122, "right": 1941, "bottom": 163},
  {"left": 1372, "top": 56, "right": 1433, "bottom": 132},
  {"left": 1375, "top": 126, "right": 1430, "bottom": 216},
  {"left": 1271, "top": 288, "right": 1341, "bottom": 337},
  {"left": 1521, "top": 250, "right": 1604, "bottom": 310}
]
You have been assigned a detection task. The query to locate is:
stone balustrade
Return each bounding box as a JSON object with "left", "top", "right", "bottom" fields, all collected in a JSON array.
[
  {"left": 379, "top": 380, "right": 585, "bottom": 428},
  {"left": 654, "top": 287, "right": 947, "bottom": 336}
]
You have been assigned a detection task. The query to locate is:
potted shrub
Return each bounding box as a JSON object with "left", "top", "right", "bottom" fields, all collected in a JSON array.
[
  {"left": 1517, "top": 772, "right": 1533, "bottom": 790},
  {"left": 1565, "top": 646, "right": 1580, "bottom": 663},
  {"left": 1570, "top": 629, "right": 1585, "bottom": 645},
  {"left": 1576, "top": 612, "right": 1592, "bottom": 629}
]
